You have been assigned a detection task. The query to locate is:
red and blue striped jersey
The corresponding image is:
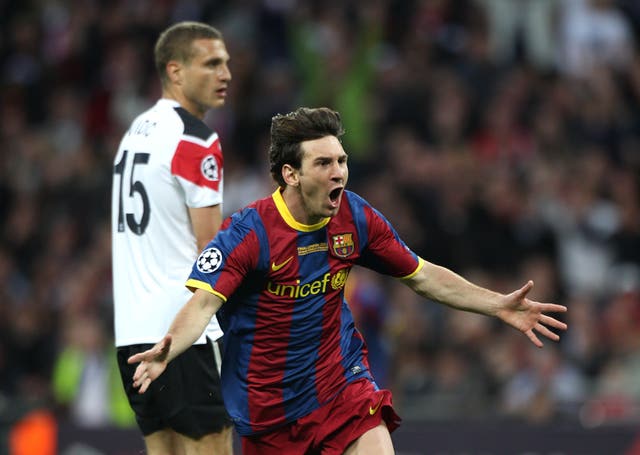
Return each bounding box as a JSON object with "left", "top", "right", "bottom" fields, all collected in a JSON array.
[{"left": 186, "top": 189, "right": 424, "bottom": 436}]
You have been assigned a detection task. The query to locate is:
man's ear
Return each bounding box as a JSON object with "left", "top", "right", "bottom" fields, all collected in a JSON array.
[
  {"left": 282, "top": 164, "right": 299, "bottom": 187},
  {"left": 166, "top": 61, "right": 182, "bottom": 85}
]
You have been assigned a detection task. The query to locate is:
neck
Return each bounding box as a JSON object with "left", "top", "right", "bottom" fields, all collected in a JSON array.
[
  {"left": 280, "top": 186, "right": 323, "bottom": 226},
  {"left": 162, "top": 89, "right": 204, "bottom": 120}
]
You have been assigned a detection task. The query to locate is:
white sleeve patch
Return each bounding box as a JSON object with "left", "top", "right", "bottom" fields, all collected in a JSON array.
[{"left": 176, "top": 175, "right": 223, "bottom": 208}]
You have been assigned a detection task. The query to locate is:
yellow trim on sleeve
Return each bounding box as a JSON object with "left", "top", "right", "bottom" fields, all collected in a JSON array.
[
  {"left": 399, "top": 257, "right": 425, "bottom": 280},
  {"left": 185, "top": 278, "right": 228, "bottom": 302}
]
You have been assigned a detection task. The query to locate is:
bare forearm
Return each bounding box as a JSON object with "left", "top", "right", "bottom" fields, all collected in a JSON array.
[
  {"left": 403, "top": 258, "right": 567, "bottom": 348},
  {"left": 406, "top": 260, "right": 503, "bottom": 317},
  {"left": 189, "top": 205, "right": 222, "bottom": 251},
  {"left": 166, "top": 289, "right": 221, "bottom": 362}
]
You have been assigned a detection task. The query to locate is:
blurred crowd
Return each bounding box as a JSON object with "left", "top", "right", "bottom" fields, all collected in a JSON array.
[{"left": 1, "top": 0, "right": 639, "bottom": 436}]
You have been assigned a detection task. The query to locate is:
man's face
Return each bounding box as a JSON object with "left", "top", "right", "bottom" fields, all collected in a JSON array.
[
  {"left": 180, "top": 38, "right": 231, "bottom": 116},
  {"left": 295, "top": 135, "right": 349, "bottom": 223}
]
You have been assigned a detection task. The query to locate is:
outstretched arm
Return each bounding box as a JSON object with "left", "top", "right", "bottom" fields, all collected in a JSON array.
[
  {"left": 127, "top": 288, "right": 224, "bottom": 393},
  {"left": 403, "top": 260, "right": 567, "bottom": 347}
]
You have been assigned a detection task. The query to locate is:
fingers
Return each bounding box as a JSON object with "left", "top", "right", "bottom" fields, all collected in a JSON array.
[
  {"left": 525, "top": 329, "right": 543, "bottom": 348},
  {"left": 539, "top": 314, "right": 568, "bottom": 331},
  {"left": 137, "top": 376, "right": 152, "bottom": 394},
  {"left": 132, "top": 363, "right": 153, "bottom": 393},
  {"left": 140, "top": 379, "right": 152, "bottom": 394},
  {"left": 128, "top": 337, "right": 170, "bottom": 366},
  {"left": 136, "top": 373, "right": 149, "bottom": 393},
  {"left": 128, "top": 352, "right": 145, "bottom": 364},
  {"left": 535, "top": 322, "right": 560, "bottom": 341},
  {"left": 128, "top": 342, "right": 167, "bottom": 395},
  {"left": 514, "top": 281, "right": 568, "bottom": 347},
  {"left": 539, "top": 303, "right": 568, "bottom": 314},
  {"left": 526, "top": 316, "right": 567, "bottom": 347},
  {"left": 128, "top": 342, "right": 163, "bottom": 366},
  {"left": 132, "top": 362, "right": 146, "bottom": 384},
  {"left": 516, "top": 280, "right": 534, "bottom": 299}
]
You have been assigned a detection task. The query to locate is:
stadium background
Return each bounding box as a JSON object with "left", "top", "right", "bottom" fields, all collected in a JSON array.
[{"left": 1, "top": 0, "right": 639, "bottom": 453}]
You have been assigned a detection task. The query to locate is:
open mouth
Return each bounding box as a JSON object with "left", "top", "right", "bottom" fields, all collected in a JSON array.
[{"left": 329, "top": 187, "right": 343, "bottom": 203}]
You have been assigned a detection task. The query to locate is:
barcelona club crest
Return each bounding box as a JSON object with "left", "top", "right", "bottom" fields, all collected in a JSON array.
[{"left": 331, "top": 233, "right": 354, "bottom": 258}]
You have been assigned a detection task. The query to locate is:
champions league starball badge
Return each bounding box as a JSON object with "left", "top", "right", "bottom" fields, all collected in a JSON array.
[
  {"left": 201, "top": 155, "right": 219, "bottom": 181},
  {"left": 197, "top": 247, "right": 223, "bottom": 273}
]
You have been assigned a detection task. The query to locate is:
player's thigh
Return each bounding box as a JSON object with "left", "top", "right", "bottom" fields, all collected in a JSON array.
[
  {"left": 315, "top": 378, "right": 400, "bottom": 454},
  {"left": 177, "top": 425, "right": 234, "bottom": 455},
  {"left": 143, "top": 429, "right": 184, "bottom": 455},
  {"left": 343, "top": 422, "right": 394, "bottom": 455}
]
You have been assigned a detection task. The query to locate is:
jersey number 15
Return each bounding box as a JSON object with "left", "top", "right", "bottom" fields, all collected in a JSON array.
[{"left": 114, "top": 150, "right": 150, "bottom": 235}]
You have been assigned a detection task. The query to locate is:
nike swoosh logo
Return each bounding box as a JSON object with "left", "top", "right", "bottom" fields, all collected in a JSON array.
[
  {"left": 271, "top": 256, "right": 294, "bottom": 272},
  {"left": 369, "top": 396, "right": 384, "bottom": 415}
]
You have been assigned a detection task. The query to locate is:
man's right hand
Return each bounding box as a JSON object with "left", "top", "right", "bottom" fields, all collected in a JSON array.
[{"left": 127, "top": 334, "right": 173, "bottom": 393}]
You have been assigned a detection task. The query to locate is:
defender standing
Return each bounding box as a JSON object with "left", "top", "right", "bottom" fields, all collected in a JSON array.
[{"left": 111, "top": 21, "right": 233, "bottom": 454}]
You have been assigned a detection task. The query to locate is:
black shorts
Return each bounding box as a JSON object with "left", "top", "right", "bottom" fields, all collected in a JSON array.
[{"left": 117, "top": 337, "right": 232, "bottom": 438}]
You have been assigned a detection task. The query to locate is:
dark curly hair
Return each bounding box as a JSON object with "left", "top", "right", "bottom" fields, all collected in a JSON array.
[{"left": 269, "top": 107, "right": 345, "bottom": 188}]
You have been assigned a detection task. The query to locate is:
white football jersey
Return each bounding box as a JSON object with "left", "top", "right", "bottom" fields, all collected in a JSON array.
[{"left": 112, "top": 99, "right": 223, "bottom": 346}]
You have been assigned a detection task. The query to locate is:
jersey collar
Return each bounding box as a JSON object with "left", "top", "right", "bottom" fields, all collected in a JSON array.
[
  {"left": 157, "top": 98, "right": 181, "bottom": 109},
  {"left": 272, "top": 189, "right": 330, "bottom": 232}
]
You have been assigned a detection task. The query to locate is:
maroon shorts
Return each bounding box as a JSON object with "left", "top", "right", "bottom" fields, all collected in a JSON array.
[{"left": 242, "top": 378, "right": 401, "bottom": 455}]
